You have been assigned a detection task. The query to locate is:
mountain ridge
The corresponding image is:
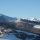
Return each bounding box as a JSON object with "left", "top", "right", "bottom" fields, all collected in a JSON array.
[{"left": 0, "top": 14, "right": 40, "bottom": 34}]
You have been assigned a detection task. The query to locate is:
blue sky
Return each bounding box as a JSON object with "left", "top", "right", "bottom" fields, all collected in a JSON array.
[{"left": 0, "top": 0, "right": 40, "bottom": 18}]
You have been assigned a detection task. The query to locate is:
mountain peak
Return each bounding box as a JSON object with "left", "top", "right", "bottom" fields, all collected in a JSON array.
[
  {"left": 0, "top": 13, "right": 3, "bottom": 16},
  {"left": 0, "top": 13, "right": 5, "bottom": 17},
  {"left": 27, "top": 18, "right": 37, "bottom": 21}
]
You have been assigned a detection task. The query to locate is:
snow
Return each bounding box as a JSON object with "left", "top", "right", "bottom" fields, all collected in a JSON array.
[
  {"left": 16, "top": 18, "right": 21, "bottom": 22},
  {"left": 4, "top": 29, "right": 12, "bottom": 32},
  {"left": 33, "top": 25, "right": 40, "bottom": 29},
  {"left": 25, "top": 18, "right": 40, "bottom": 22},
  {"left": 16, "top": 30, "right": 38, "bottom": 40},
  {"left": 16, "top": 30, "right": 38, "bottom": 36},
  {"left": 0, "top": 30, "right": 39, "bottom": 40},
  {"left": 0, "top": 33, "right": 21, "bottom": 40},
  {"left": 27, "top": 18, "right": 37, "bottom": 21}
]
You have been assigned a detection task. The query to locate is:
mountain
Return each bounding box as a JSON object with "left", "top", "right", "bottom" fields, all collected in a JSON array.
[
  {"left": 0, "top": 14, "right": 40, "bottom": 34},
  {"left": 0, "top": 13, "right": 17, "bottom": 22},
  {"left": 27, "top": 18, "right": 37, "bottom": 21},
  {"left": 0, "top": 13, "right": 40, "bottom": 22},
  {"left": 0, "top": 14, "right": 40, "bottom": 40},
  {"left": 24, "top": 18, "right": 40, "bottom": 22}
]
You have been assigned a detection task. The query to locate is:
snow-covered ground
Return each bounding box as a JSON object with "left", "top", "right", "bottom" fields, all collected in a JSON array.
[
  {"left": 0, "top": 30, "right": 39, "bottom": 40},
  {"left": 0, "top": 33, "right": 34, "bottom": 40},
  {"left": 33, "top": 25, "right": 40, "bottom": 29},
  {"left": 0, "top": 33, "right": 21, "bottom": 40}
]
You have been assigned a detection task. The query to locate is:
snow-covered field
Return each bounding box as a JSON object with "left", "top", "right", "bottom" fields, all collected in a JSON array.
[
  {"left": 0, "top": 33, "right": 21, "bottom": 40},
  {"left": 0, "top": 30, "right": 40, "bottom": 40},
  {"left": 33, "top": 25, "right": 40, "bottom": 29}
]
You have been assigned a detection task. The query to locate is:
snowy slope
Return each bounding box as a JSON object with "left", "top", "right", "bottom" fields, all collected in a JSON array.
[
  {"left": 0, "top": 30, "right": 39, "bottom": 40},
  {"left": 26, "top": 18, "right": 39, "bottom": 21},
  {"left": 0, "top": 34, "right": 21, "bottom": 40},
  {"left": 0, "top": 14, "right": 40, "bottom": 40}
]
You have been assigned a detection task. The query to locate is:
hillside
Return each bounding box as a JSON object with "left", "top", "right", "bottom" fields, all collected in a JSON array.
[{"left": 0, "top": 14, "right": 40, "bottom": 34}]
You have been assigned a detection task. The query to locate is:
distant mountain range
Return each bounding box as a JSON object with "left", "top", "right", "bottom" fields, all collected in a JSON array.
[
  {"left": 0, "top": 14, "right": 17, "bottom": 21},
  {"left": 0, "top": 14, "right": 40, "bottom": 34},
  {"left": 0, "top": 13, "right": 40, "bottom": 22}
]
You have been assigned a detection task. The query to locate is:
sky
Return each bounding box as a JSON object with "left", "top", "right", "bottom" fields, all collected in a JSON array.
[{"left": 0, "top": 0, "right": 40, "bottom": 18}]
